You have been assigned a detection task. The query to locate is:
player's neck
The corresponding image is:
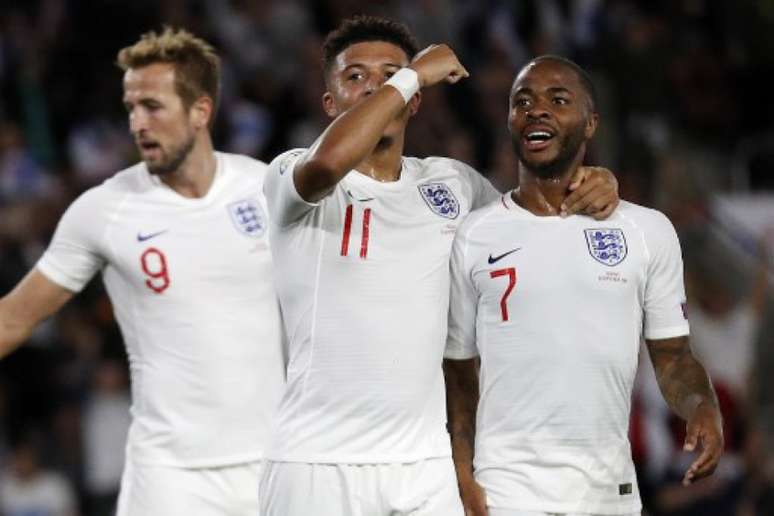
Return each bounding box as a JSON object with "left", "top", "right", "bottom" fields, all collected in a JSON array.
[
  {"left": 354, "top": 134, "right": 404, "bottom": 183},
  {"left": 514, "top": 163, "right": 579, "bottom": 216},
  {"left": 160, "top": 136, "right": 217, "bottom": 198}
]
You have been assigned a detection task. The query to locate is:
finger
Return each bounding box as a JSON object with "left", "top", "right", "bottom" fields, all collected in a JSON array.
[
  {"left": 561, "top": 185, "right": 607, "bottom": 216},
  {"left": 561, "top": 176, "right": 602, "bottom": 213},
  {"left": 684, "top": 422, "right": 699, "bottom": 452},
  {"left": 568, "top": 167, "right": 590, "bottom": 191},
  {"left": 590, "top": 198, "right": 616, "bottom": 221}
]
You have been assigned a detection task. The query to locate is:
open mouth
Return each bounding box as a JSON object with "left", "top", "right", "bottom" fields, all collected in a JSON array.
[
  {"left": 522, "top": 128, "right": 555, "bottom": 151},
  {"left": 138, "top": 141, "right": 162, "bottom": 156}
]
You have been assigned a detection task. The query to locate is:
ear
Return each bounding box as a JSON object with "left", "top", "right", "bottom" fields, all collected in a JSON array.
[
  {"left": 322, "top": 92, "right": 338, "bottom": 118},
  {"left": 407, "top": 90, "right": 422, "bottom": 117},
  {"left": 585, "top": 112, "right": 599, "bottom": 139},
  {"left": 190, "top": 96, "right": 214, "bottom": 129}
]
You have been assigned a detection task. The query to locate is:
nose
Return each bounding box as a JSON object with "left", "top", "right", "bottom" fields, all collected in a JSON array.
[
  {"left": 525, "top": 103, "right": 550, "bottom": 120},
  {"left": 363, "top": 73, "right": 386, "bottom": 97},
  {"left": 129, "top": 109, "right": 148, "bottom": 135}
]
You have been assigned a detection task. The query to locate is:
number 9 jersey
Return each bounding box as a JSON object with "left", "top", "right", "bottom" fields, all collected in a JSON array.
[{"left": 35, "top": 152, "right": 286, "bottom": 469}]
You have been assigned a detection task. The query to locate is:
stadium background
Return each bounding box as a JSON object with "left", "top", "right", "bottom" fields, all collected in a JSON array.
[{"left": 1, "top": 1, "right": 773, "bottom": 515}]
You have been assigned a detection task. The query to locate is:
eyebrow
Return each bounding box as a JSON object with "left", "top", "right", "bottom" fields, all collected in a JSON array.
[
  {"left": 512, "top": 86, "right": 573, "bottom": 97},
  {"left": 341, "top": 62, "right": 403, "bottom": 72}
]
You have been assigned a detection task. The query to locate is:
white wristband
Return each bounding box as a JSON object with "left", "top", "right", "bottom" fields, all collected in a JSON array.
[{"left": 385, "top": 68, "right": 420, "bottom": 104}]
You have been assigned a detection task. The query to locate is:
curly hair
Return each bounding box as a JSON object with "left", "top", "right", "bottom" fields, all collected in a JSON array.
[{"left": 322, "top": 15, "right": 420, "bottom": 73}]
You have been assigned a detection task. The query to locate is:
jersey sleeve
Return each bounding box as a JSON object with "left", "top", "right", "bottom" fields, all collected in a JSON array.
[
  {"left": 458, "top": 160, "right": 500, "bottom": 210},
  {"left": 643, "top": 212, "right": 690, "bottom": 340},
  {"left": 263, "top": 148, "right": 318, "bottom": 227},
  {"left": 36, "top": 189, "right": 108, "bottom": 293},
  {"left": 445, "top": 223, "right": 480, "bottom": 359}
]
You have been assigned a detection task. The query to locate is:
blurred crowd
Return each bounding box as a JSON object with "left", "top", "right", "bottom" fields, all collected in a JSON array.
[{"left": 0, "top": 1, "right": 772, "bottom": 515}]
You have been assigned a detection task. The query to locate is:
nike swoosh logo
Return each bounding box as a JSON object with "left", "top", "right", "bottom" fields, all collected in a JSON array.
[
  {"left": 137, "top": 230, "right": 168, "bottom": 242},
  {"left": 347, "top": 190, "right": 375, "bottom": 202},
  {"left": 488, "top": 247, "right": 521, "bottom": 264}
]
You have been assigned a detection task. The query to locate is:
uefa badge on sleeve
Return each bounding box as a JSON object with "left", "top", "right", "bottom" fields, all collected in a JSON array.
[
  {"left": 418, "top": 182, "right": 460, "bottom": 219},
  {"left": 584, "top": 228, "right": 627, "bottom": 266},
  {"left": 228, "top": 199, "right": 266, "bottom": 238}
]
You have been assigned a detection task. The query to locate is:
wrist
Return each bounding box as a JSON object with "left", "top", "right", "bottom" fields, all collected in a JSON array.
[{"left": 385, "top": 68, "right": 420, "bottom": 103}]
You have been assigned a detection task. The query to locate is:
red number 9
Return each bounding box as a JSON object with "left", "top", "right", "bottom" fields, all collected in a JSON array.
[{"left": 140, "top": 247, "right": 170, "bottom": 293}]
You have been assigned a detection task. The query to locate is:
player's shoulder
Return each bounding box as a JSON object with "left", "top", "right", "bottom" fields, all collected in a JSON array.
[
  {"left": 216, "top": 151, "right": 268, "bottom": 173},
  {"left": 79, "top": 161, "right": 146, "bottom": 202},
  {"left": 408, "top": 156, "right": 479, "bottom": 181},
  {"left": 457, "top": 196, "right": 506, "bottom": 237},
  {"left": 268, "top": 148, "right": 308, "bottom": 171},
  {"left": 615, "top": 200, "right": 674, "bottom": 228}
]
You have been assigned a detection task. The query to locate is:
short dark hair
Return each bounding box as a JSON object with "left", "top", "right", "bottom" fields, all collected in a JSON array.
[
  {"left": 322, "top": 15, "right": 420, "bottom": 73},
  {"left": 526, "top": 55, "right": 597, "bottom": 111}
]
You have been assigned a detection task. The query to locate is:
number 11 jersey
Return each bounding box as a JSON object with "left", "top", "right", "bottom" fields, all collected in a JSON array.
[{"left": 264, "top": 149, "right": 499, "bottom": 463}]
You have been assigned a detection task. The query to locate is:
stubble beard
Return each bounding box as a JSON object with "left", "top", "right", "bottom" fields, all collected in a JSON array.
[
  {"left": 512, "top": 124, "right": 586, "bottom": 180},
  {"left": 146, "top": 133, "right": 196, "bottom": 176}
]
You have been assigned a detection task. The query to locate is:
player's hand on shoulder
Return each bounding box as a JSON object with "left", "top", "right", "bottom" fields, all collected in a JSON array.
[
  {"left": 459, "top": 476, "right": 488, "bottom": 516},
  {"left": 562, "top": 166, "right": 619, "bottom": 220},
  {"left": 682, "top": 399, "right": 724, "bottom": 486},
  {"left": 409, "top": 44, "right": 469, "bottom": 88}
]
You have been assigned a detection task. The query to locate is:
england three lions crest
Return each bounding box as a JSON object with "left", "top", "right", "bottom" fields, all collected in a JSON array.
[
  {"left": 228, "top": 199, "right": 266, "bottom": 238},
  {"left": 418, "top": 182, "right": 460, "bottom": 219},
  {"left": 584, "top": 228, "right": 627, "bottom": 266}
]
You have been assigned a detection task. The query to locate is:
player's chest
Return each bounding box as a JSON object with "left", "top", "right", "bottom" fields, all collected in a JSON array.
[
  {"left": 319, "top": 180, "right": 471, "bottom": 261},
  {"left": 471, "top": 223, "right": 647, "bottom": 317},
  {"left": 105, "top": 193, "right": 271, "bottom": 295}
]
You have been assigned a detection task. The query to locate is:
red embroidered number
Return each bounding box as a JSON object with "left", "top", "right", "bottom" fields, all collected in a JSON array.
[
  {"left": 140, "top": 247, "right": 170, "bottom": 293},
  {"left": 490, "top": 267, "right": 517, "bottom": 321},
  {"left": 340, "top": 205, "right": 372, "bottom": 259}
]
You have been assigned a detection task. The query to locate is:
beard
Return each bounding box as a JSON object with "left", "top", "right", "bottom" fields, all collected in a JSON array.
[
  {"left": 145, "top": 133, "right": 196, "bottom": 176},
  {"left": 512, "top": 123, "right": 586, "bottom": 179}
]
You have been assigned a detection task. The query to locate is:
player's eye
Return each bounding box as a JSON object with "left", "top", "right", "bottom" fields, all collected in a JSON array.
[
  {"left": 514, "top": 98, "right": 530, "bottom": 108},
  {"left": 347, "top": 72, "right": 364, "bottom": 81},
  {"left": 553, "top": 97, "right": 569, "bottom": 105}
]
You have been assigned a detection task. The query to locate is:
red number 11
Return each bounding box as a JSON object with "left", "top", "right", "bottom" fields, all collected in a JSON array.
[
  {"left": 490, "top": 267, "right": 517, "bottom": 321},
  {"left": 340, "top": 205, "right": 372, "bottom": 259}
]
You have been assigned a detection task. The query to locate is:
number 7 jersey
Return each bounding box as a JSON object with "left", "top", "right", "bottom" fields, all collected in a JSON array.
[
  {"left": 445, "top": 193, "right": 690, "bottom": 514},
  {"left": 263, "top": 149, "right": 499, "bottom": 463},
  {"left": 36, "top": 152, "right": 285, "bottom": 468}
]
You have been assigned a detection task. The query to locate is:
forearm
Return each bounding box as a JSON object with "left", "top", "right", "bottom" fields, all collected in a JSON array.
[
  {"left": 648, "top": 337, "right": 718, "bottom": 420},
  {"left": 295, "top": 86, "right": 407, "bottom": 201},
  {"left": 0, "top": 301, "right": 34, "bottom": 359},
  {"left": 443, "top": 358, "right": 479, "bottom": 481}
]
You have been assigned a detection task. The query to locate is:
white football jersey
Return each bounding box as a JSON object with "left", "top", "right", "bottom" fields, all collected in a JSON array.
[
  {"left": 37, "top": 152, "right": 285, "bottom": 468},
  {"left": 446, "top": 194, "right": 690, "bottom": 514},
  {"left": 263, "top": 149, "right": 499, "bottom": 463}
]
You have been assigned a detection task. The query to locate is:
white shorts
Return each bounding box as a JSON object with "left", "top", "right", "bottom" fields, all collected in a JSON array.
[
  {"left": 260, "top": 457, "right": 464, "bottom": 516},
  {"left": 488, "top": 510, "right": 640, "bottom": 516},
  {"left": 116, "top": 458, "right": 262, "bottom": 516}
]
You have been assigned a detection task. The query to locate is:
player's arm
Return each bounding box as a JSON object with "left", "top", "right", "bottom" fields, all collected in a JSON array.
[
  {"left": 293, "top": 44, "right": 469, "bottom": 202},
  {"left": 444, "top": 358, "right": 487, "bottom": 515},
  {"left": 646, "top": 336, "right": 723, "bottom": 485},
  {"left": 561, "top": 166, "right": 619, "bottom": 219},
  {"left": 0, "top": 269, "right": 74, "bottom": 359}
]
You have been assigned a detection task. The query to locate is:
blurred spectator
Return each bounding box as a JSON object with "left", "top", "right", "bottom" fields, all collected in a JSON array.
[
  {"left": 81, "top": 359, "right": 130, "bottom": 516},
  {"left": 0, "top": 437, "right": 79, "bottom": 516}
]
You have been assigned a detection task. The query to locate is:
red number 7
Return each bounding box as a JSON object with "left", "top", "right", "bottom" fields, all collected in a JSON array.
[{"left": 490, "top": 267, "right": 517, "bottom": 322}]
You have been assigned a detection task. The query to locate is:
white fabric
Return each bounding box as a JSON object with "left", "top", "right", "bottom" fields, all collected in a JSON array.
[
  {"left": 385, "top": 68, "right": 420, "bottom": 103},
  {"left": 116, "top": 458, "right": 262, "bottom": 516},
  {"left": 488, "top": 510, "right": 640, "bottom": 516},
  {"left": 0, "top": 470, "right": 76, "bottom": 516},
  {"left": 263, "top": 149, "right": 498, "bottom": 463},
  {"left": 260, "top": 458, "right": 463, "bottom": 516},
  {"left": 37, "top": 152, "right": 285, "bottom": 468},
  {"left": 446, "top": 194, "right": 689, "bottom": 515},
  {"left": 82, "top": 392, "right": 131, "bottom": 494}
]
